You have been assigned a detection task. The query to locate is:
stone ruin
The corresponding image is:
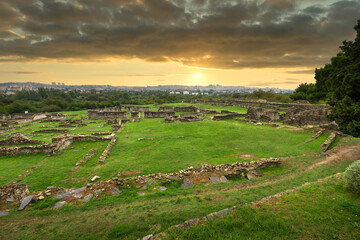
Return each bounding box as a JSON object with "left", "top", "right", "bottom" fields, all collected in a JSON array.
[
  {"left": 199, "top": 109, "right": 220, "bottom": 114},
  {"left": 32, "top": 129, "right": 69, "bottom": 134},
  {"left": 0, "top": 133, "right": 43, "bottom": 146},
  {"left": 131, "top": 111, "right": 141, "bottom": 118},
  {"left": 165, "top": 114, "right": 204, "bottom": 123},
  {"left": 283, "top": 107, "right": 331, "bottom": 126},
  {"left": 123, "top": 106, "right": 150, "bottom": 112},
  {"left": 245, "top": 107, "right": 281, "bottom": 122},
  {"left": 0, "top": 144, "right": 56, "bottom": 156},
  {"left": 0, "top": 183, "right": 30, "bottom": 202},
  {"left": 88, "top": 109, "right": 127, "bottom": 120},
  {"left": 174, "top": 106, "right": 198, "bottom": 112},
  {"left": 144, "top": 111, "right": 175, "bottom": 118},
  {"left": 212, "top": 113, "right": 245, "bottom": 121},
  {"left": 98, "top": 137, "right": 117, "bottom": 164},
  {"left": 158, "top": 106, "right": 174, "bottom": 112}
]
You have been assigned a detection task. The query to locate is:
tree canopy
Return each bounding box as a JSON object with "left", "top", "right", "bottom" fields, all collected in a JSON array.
[{"left": 314, "top": 20, "right": 360, "bottom": 136}]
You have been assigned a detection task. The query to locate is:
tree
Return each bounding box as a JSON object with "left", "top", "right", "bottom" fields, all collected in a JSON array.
[{"left": 315, "top": 20, "right": 360, "bottom": 137}]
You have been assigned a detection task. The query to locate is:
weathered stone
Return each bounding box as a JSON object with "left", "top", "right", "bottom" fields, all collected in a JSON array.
[
  {"left": 83, "top": 194, "right": 93, "bottom": 202},
  {"left": 251, "top": 171, "right": 263, "bottom": 177},
  {"left": 218, "top": 208, "right": 230, "bottom": 216},
  {"left": 0, "top": 211, "right": 9, "bottom": 217},
  {"left": 6, "top": 197, "right": 14, "bottom": 203},
  {"left": 220, "top": 176, "right": 228, "bottom": 182},
  {"left": 18, "top": 195, "right": 35, "bottom": 211},
  {"left": 73, "top": 193, "right": 83, "bottom": 199},
  {"left": 142, "top": 234, "right": 154, "bottom": 240},
  {"left": 91, "top": 176, "right": 100, "bottom": 182},
  {"left": 209, "top": 176, "right": 220, "bottom": 183},
  {"left": 181, "top": 178, "right": 193, "bottom": 188},
  {"left": 38, "top": 195, "right": 45, "bottom": 200},
  {"left": 137, "top": 191, "right": 147, "bottom": 196},
  {"left": 159, "top": 186, "right": 167, "bottom": 191},
  {"left": 246, "top": 173, "right": 253, "bottom": 179},
  {"left": 94, "top": 190, "right": 103, "bottom": 195},
  {"left": 111, "top": 187, "right": 122, "bottom": 195},
  {"left": 52, "top": 201, "right": 66, "bottom": 209},
  {"left": 53, "top": 192, "right": 71, "bottom": 199},
  {"left": 74, "top": 187, "right": 87, "bottom": 194}
]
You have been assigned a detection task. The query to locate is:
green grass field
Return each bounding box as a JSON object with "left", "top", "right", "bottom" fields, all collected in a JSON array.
[{"left": 0, "top": 105, "right": 359, "bottom": 240}]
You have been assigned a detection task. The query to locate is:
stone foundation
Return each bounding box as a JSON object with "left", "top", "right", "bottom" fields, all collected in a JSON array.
[
  {"left": 0, "top": 133, "right": 43, "bottom": 146},
  {"left": 144, "top": 111, "right": 175, "bottom": 118},
  {"left": 0, "top": 183, "right": 30, "bottom": 201},
  {"left": 211, "top": 113, "right": 245, "bottom": 120}
]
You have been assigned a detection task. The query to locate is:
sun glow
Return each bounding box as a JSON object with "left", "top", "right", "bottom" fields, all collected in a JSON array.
[{"left": 191, "top": 72, "right": 204, "bottom": 85}]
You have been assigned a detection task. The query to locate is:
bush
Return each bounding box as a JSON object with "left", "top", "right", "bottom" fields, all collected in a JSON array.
[{"left": 344, "top": 160, "right": 360, "bottom": 195}]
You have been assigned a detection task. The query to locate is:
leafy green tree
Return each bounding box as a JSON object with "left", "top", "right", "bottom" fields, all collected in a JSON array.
[{"left": 315, "top": 20, "right": 360, "bottom": 136}]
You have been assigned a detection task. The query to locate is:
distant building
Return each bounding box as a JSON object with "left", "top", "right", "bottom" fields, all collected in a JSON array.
[
  {"left": 183, "top": 91, "right": 189, "bottom": 95},
  {"left": 169, "top": 91, "right": 175, "bottom": 94},
  {"left": 175, "top": 92, "right": 180, "bottom": 95}
]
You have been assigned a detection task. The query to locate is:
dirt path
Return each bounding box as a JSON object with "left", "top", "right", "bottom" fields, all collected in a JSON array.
[{"left": 309, "top": 141, "right": 360, "bottom": 170}]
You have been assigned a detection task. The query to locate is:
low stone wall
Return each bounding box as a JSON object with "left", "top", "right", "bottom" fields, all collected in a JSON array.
[
  {"left": 211, "top": 113, "right": 245, "bottom": 120},
  {"left": 0, "top": 144, "right": 56, "bottom": 156},
  {"left": 32, "top": 129, "right": 69, "bottom": 134},
  {"left": 165, "top": 116, "right": 203, "bottom": 123},
  {"left": 174, "top": 106, "right": 198, "bottom": 112},
  {"left": 283, "top": 107, "right": 330, "bottom": 126},
  {"left": 158, "top": 106, "right": 174, "bottom": 112},
  {"left": 111, "top": 158, "right": 280, "bottom": 187},
  {"left": 98, "top": 138, "right": 117, "bottom": 164},
  {"left": 321, "top": 132, "right": 337, "bottom": 152},
  {"left": 88, "top": 110, "right": 127, "bottom": 120},
  {"left": 0, "top": 133, "right": 43, "bottom": 146},
  {"left": 134, "top": 106, "right": 150, "bottom": 112},
  {"left": 245, "top": 107, "right": 280, "bottom": 122},
  {"left": 144, "top": 111, "right": 175, "bottom": 118},
  {"left": 131, "top": 112, "right": 141, "bottom": 118},
  {"left": 0, "top": 183, "right": 29, "bottom": 201},
  {"left": 199, "top": 109, "right": 220, "bottom": 114}
]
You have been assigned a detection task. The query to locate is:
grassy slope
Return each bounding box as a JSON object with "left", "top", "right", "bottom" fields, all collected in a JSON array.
[
  {"left": 165, "top": 174, "right": 360, "bottom": 240},
  {"left": 1, "top": 138, "right": 359, "bottom": 240}
]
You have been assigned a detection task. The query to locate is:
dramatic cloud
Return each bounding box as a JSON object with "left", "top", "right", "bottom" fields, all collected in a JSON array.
[{"left": 0, "top": 0, "right": 359, "bottom": 69}]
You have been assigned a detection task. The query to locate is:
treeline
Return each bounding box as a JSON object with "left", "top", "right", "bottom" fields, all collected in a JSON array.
[
  {"left": 290, "top": 20, "right": 360, "bottom": 136},
  {"left": 0, "top": 88, "right": 212, "bottom": 114},
  {"left": 233, "top": 89, "right": 292, "bottom": 103}
]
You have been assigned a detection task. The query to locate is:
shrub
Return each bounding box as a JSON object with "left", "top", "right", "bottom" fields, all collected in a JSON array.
[{"left": 344, "top": 160, "right": 360, "bottom": 195}]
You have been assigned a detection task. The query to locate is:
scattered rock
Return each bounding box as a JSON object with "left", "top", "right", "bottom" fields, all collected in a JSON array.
[
  {"left": 217, "top": 208, "right": 230, "bottom": 216},
  {"left": 181, "top": 178, "right": 193, "bottom": 188},
  {"left": 91, "top": 176, "right": 100, "bottom": 182},
  {"left": 6, "top": 197, "right": 14, "bottom": 203},
  {"left": 0, "top": 211, "right": 9, "bottom": 217},
  {"left": 220, "top": 176, "right": 228, "bottom": 182},
  {"left": 138, "top": 138, "right": 145, "bottom": 141},
  {"left": 74, "top": 187, "right": 86, "bottom": 194},
  {"left": 94, "top": 189, "right": 103, "bottom": 195},
  {"left": 111, "top": 187, "right": 122, "bottom": 195},
  {"left": 137, "top": 191, "right": 147, "bottom": 196},
  {"left": 38, "top": 195, "right": 45, "bottom": 200},
  {"left": 246, "top": 173, "right": 254, "bottom": 180},
  {"left": 159, "top": 186, "right": 167, "bottom": 191},
  {"left": 53, "top": 192, "right": 71, "bottom": 199},
  {"left": 251, "top": 171, "right": 263, "bottom": 177},
  {"left": 52, "top": 201, "right": 66, "bottom": 209},
  {"left": 209, "top": 176, "right": 220, "bottom": 184},
  {"left": 204, "top": 183, "right": 209, "bottom": 187},
  {"left": 73, "top": 193, "right": 83, "bottom": 199},
  {"left": 83, "top": 194, "right": 93, "bottom": 202},
  {"left": 18, "top": 195, "right": 35, "bottom": 211},
  {"left": 143, "top": 234, "right": 154, "bottom": 240}
]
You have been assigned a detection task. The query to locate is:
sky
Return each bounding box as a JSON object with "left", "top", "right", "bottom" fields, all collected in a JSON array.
[{"left": 0, "top": 0, "right": 359, "bottom": 89}]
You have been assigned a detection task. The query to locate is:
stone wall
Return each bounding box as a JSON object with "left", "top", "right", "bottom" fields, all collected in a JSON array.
[
  {"left": 134, "top": 106, "right": 150, "bottom": 112},
  {"left": 0, "top": 133, "right": 43, "bottom": 146},
  {"left": 283, "top": 107, "right": 330, "bottom": 126},
  {"left": 158, "top": 106, "right": 174, "bottom": 112},
  {"left": 0, "top": 183, "right": 29, "bottom": 201},
  {"left": 32, "top": 129, "right": 69, "bottom": 134},
  {"left": 98, "top": 137, "right": 117, "bottom": 164},
  {"left": 111, "top": 158, "right": 280, "bottom": 187},
  {"left": 174, "top": 106, "right": 198, "bottom": 112},
  {"left": 144, "top": 111, "right": 175, "bottom": 118},
  {"left": 211, "top": 113, "right": 245, "bottom": 121},
  {"left": 245, "top": 107, "right": 280, "bottom": 122},
  {"left": 131, "top": 112, "right": 141, "bottom": 118},
  {"left": 199, "top": 109, "right": 220, "bottom": 114},
  {"left": 0, "top": 144, "right": 56, "bottom": 156},
  {"left": 88, "top": 110, "right": 127, "bottom": 120}
]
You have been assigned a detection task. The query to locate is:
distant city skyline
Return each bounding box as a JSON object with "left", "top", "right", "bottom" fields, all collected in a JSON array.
[{"left": 0, "top": 0, "right": 359, "bottom": 88}]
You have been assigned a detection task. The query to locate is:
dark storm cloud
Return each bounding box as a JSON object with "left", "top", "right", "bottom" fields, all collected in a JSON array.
[{"left": 0, "top": 0, "right": 359, "bottom": 69}]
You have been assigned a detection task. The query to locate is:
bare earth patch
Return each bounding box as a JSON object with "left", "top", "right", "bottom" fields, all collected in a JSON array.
[
  {"left": 236, "top": 153, "right": 258, "bottom": 159},
  {"left": 309, "top": 142, "right": 360, "bottom": 170}
]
